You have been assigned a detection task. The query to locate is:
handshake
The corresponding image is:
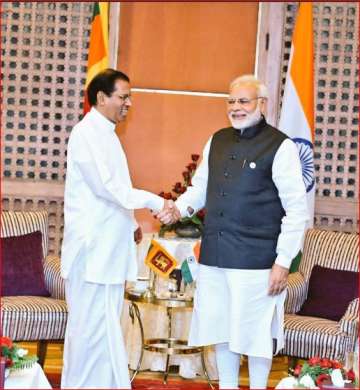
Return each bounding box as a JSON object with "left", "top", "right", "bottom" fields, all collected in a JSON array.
[{"left": 154, "top": 200, "right": 182, "bottom": 225}]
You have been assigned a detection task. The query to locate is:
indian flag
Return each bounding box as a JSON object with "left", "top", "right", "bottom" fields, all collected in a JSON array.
[
  {"left": 279, "top": 2, "right": 315, "bottom": 227},
  {"left": 180, "top": 241, "right": 200, "bottom": 284},
  {"left": 83, "top": 2, "right": 109, "bottom": 114}
]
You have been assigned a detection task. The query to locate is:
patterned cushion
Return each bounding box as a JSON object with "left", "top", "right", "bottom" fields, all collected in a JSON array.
[
  {"left": 283, "top": 314, "right": 350, "bottom": 361},
  {"left": 1, "top": 296, "right": 67, "bottom": 341},
  {"left": 1, "top": 211, "right": 49, "bottom": 258}
]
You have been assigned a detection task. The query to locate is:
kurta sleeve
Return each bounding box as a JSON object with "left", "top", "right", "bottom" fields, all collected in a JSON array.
[
  {"left": 175, "top": 137, "right": 211, "bottom": 217},
  {"left": 272, "top": 138, "right": 309, "bottom": 269},
  {"left": 70, "top": 128, "right": 164, "bottom": 212}
]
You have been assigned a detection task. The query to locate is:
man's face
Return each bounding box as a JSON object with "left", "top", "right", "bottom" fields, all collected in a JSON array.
[
  {"left": 227, "top": 84, "right": 265, "bottom": 129},
  {"left": 99, "top": 79, "right": 132, "bottom": 123}
]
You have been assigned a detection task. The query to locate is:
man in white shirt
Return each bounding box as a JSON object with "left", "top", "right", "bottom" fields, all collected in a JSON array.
[
  {"left": 157, "top": 75, "right": 309, "bottom": 389},
  {"left": 61, "top": 69, "right": 166, "bottom": 389}
]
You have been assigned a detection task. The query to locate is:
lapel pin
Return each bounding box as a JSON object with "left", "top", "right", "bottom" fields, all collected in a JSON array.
[{"left": 249, "top": 162, "right": 256, "bottom": 169}]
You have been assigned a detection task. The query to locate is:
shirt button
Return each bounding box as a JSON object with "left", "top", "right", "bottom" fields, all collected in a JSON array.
[
  {"left": 230, "top": 154, "right": 237, "bottom": 160},
  {"left": 224, "top": 172, "right": 229, "bottom": 178},
  {"left": 218, "top": 231, "right": 223, "bottom": 237},
  {"left": 221, "top": 191, "right": 227, "bottom": 196},
  {"left": 219, "top": 211, "right": 224, "bottom": 217}
]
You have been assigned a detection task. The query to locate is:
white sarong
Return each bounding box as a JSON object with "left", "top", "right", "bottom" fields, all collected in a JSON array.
[
  {"left": 189, "top": 264, "right": 286, "bottom": 359},
  {"left": 61, "top": 256, "right": 130, "bottom": 389}
]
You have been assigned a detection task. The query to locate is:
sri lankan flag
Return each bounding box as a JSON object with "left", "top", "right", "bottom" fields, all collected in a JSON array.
[
  {"left": 83, "top": 2, "right": 109, "bottom": 114},
  {"left": 145, "top": 240, "right": 178, "bottom": 278}
]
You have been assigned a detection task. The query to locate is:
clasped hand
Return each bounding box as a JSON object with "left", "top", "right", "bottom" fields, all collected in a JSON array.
[{"left": 155, "top": 200, "right": 181, "bottom": 225}]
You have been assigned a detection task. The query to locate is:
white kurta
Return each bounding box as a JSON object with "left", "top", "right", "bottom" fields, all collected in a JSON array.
[
  {"left": 61, "top": 108, "right": 164, "bottom": 388},
  {"left": 61, "top": 107, "right": 163, "bottom": 284},
  {"left": 189, "top": 264, "right": 286, "bottom": 359},
  {"left": 175, "top": 127, "right": 308, "bottom": 358}
]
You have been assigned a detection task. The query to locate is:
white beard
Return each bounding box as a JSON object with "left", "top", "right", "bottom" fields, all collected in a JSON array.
[{"left": 228, "top": 105, "right": 262, "bottom": 130}]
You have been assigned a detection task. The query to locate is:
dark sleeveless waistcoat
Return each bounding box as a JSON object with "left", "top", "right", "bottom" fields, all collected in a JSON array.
[{"left": 199, "top": 118, "right": 288, "bottom": 269}]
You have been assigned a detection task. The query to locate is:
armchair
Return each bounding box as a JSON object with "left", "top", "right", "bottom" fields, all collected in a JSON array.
[
  {"left": 1, "top": 211, "right": 67, "bottom": 367},
  {"left": 283, "top": 228, "right": 358, "bottom": 362}
]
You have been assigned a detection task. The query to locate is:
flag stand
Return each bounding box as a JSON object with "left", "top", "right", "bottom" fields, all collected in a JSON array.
[{"left": 141, "top": 268, "right": 157, "bottom": 299}]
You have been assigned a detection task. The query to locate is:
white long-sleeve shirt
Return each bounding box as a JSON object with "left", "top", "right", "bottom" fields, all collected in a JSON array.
[
  {"left": 176, "top": 135, "right": 309, "bottom": 269},
  {"left": 61, "top": 108, "right": 164, "bottom": 283}
]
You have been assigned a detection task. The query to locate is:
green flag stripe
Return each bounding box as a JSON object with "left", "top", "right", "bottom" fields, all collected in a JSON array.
[{"left": 92, "top": 2, "right": 100, "bottom": 20}]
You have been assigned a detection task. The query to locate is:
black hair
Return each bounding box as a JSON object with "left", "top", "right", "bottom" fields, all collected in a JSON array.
[{"left": 87, "top": 68, "right": 130, "bottom": 106}]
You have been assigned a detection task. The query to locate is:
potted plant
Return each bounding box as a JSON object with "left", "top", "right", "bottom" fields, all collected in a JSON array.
[
  {"left": 159, "top": 154, "right": 205, "bottom": 238},
  {"left": 1, "top": 336, "right": 38, "bottom": 378},
  {"left": 279, "top": 357, "right": 357, "bottom": 389}
]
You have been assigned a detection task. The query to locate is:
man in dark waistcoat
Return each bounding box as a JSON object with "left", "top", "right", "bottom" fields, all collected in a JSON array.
[{"left": 157, "top": 75, "right": 308, "bottom": 389}]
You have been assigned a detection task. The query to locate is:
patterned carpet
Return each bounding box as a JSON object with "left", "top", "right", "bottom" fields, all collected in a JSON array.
[{"left": 46, "top": 375, "right": 222, "bottom": 389}]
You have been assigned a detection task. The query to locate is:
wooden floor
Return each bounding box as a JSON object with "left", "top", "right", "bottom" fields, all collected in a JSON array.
[{"left": 18, "top": 341, "right": 291, "bottom": 387}]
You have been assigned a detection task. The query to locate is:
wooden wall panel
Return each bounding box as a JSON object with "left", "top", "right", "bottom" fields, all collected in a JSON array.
[
  {"left": 118, "top": 2, "right": 258, "bottom": 92},
  {"left": 117, "top": 92, "right": 229, "bottom": 232}
]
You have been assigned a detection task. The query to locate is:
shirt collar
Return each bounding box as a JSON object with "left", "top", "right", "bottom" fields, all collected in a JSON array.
[{"left": 89, "top": 107, "right": 116, "bottom": 132}]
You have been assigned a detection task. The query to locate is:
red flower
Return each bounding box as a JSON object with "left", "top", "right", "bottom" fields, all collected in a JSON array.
[
  {"left": 347, "top": 369, "right": 356, "bottom": 382},
  {"left": 187, "top": 163, "right": 197, "bottom": 172},
  {"left": 182, "top": 171, "right": 190, "bottom": 181},
  {"left": 0, "top": 337, "right": 13, "bottom": 349},
  {"left": 197, "top": 209, "right": 206, "bottom": 220},
  {"left": 160, "top": 192, "right": 173, "bottom": 200},
  {"left": 316, "top": 373, "right": 330, "bottom": 386},
  {"left": 331, "top": 360, "right": 342, "bottom": 369},
  {"left": 320, "top": 358, "right": 332, "bottom": 368},
  {"left": 308, "top": 357, "right": 321, "bottom": 366},
  {"left": 5, "top": 357, "right": 13, "bottom": 368},
  {"left": 172, "top": 182, "right": 183, "bottom": 194},
  {"left": 293, "top": 364, "right": 302, "bottom": 377},
  {"left": 191, "top": 154, "right": 200, "bottom": 162}
]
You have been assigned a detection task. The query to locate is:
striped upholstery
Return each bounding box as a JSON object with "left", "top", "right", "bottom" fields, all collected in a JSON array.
[
  {"left": 283, "top": 229, "right": 359, "bottom": 361},
  {"left": 1, "top": 210, "right": 67, "bottom": 344},
  {"left": 1, "top": 211, "right": 49, "bottom": 258},
  {"left": 44, "top": 255, "right": 65, "bottom": 300},
  {"left": 284, "top": 272, "right": 307, "bottom": 314},
  {"left": 283, "top": 314, "right": 350, "bottom": 361},
  {"left": 1, "top": 296, "right": 67, "bottom": 341}
]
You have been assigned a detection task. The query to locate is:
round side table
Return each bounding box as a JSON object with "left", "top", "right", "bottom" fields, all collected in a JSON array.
[{"left": 125, "top": 288, "right": 213, "bottom": 388}]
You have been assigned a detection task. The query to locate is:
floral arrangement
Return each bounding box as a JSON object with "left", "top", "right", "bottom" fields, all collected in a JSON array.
[
  {"left": 1, "top": 337, "right": 38, "bottom": 371},
  {"left": 288, "top": 356, "right": 356, "bottom": 388},
  {"left": 159, "top": 154, "right": 205, "bottom": 237}
]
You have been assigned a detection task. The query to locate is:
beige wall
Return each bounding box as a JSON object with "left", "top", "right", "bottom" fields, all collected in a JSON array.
[{"left": 116, "top": 2, "right": 259, "bottom": 231}]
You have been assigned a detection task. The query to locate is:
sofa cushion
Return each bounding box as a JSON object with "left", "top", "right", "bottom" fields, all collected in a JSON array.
[
  {"left": 284, "top": 313, "right": 347, "bottom": 360},
  {"left": 297, "top": 265, "right": 358, "bottom": 321},
  {"left": 2, "top": 231, "right": 50, "bottom": 297},
  {"left": 1, "top": 211, "right": 48, "bottom": 258},
  {"left": 1, "top": 296, "right": 67, "bottom": 341}
]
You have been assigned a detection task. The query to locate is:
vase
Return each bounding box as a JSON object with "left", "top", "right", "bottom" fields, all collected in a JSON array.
[{"left": 175, "top": 225, "right": 202, "bottom": 239}]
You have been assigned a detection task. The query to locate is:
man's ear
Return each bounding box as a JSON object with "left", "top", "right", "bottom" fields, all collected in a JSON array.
[
  {"left": 97, "top": 91, "right": 106, "bottom": 106},
  {"left": 260, "top": 98, "right": 268, "bottom": 116}
]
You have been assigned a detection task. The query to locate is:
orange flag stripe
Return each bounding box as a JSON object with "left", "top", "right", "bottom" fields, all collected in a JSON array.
[
  {"left": 83, "top": 2, "right": 109, "bottom": 113},
  {"left": 290, "top": 2, "right": 314, "bottom": 140},
  {"left": 87, "top": 14, "right": 107, "bottom": 72}
]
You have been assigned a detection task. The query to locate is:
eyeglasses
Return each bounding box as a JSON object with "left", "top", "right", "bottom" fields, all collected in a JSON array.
[
  {"left": 227, "top": 97, "right": 264, "bottom": 106},
  {"left": 116, "top": 93, "right": 132, "bottom": 101}
]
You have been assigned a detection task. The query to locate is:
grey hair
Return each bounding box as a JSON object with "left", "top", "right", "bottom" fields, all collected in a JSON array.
[{"left": 229, "top": 75, "right": 269, "bottom": 99}]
